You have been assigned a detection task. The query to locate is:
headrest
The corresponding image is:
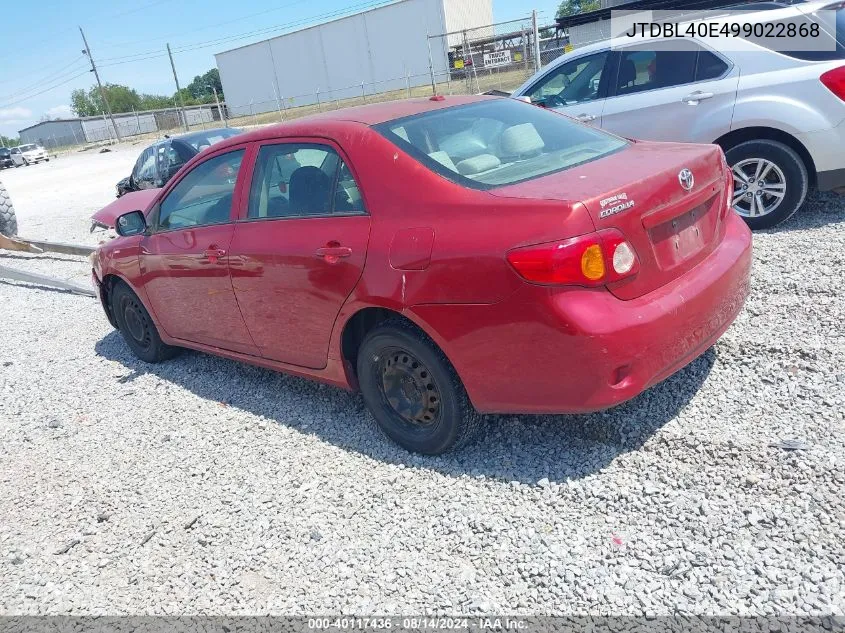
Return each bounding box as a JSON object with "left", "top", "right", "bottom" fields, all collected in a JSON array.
[{"left": 499, "top": 123, "right": 545, "bottom": 156}]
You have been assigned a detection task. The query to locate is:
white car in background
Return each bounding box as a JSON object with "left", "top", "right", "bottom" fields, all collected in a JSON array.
[
  {"left": 11, "top": 143, "right": 49, "bottom": 167},
  {"left": 512, "top": 0, "right": 845, "bottom": 229}
]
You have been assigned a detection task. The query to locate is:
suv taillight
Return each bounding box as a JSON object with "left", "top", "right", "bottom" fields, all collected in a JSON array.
[
  {"left": 506, "top": 229, "right": 639, "bottom": 286},
  {"left": 820, "top": 66, "right": 845, "bottom": 101}
]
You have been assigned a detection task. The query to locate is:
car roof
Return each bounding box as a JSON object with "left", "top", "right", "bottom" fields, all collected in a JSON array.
[{"left": 216, "top": 95, "right": 500, "bottom": 148}]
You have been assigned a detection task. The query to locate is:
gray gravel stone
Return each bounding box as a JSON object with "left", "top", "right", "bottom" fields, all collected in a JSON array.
[{"left": 0, "top": 152, "right": 844, "bottom": 616}]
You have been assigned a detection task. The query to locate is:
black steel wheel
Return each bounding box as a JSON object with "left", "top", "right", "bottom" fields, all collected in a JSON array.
[
  {"left": 111, "top": 282, "right": 179, "bottom": 363},
  {"left": 357, "top": 319, "right": 480, "bottom": 454},
  {"left": 377, "top": 346, "right": 443, "bottom": 428}
]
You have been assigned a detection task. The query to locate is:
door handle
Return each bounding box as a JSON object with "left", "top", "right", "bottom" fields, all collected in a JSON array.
[
  {"left": 203, "top": 246, "right": 227, "bottom": 262},
  {"left": 315, "top": 244, "right": 352, "bottom": 264},
  {"left": 681, "top": 91, "right": 714, "bottom": 104},
  {"left": 575, "top": 113, "right": 597, "bottom": 122}
]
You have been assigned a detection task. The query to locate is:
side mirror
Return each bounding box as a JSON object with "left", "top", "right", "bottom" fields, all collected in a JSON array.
[{"left": 115, "top": 210, "right": 147, "bottom": 237}]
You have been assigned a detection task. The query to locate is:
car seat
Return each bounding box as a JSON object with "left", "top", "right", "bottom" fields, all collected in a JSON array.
[
  {"left": 288, "top": 166, "right": 332, "bottom": 214},
  {"left": 618, "top": 58, "right": 637, "bottom": 92}
]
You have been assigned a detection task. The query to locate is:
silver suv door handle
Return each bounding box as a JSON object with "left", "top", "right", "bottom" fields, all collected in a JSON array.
[
  {"left": 575, "top": 113, "right": 597, "bottom": 122},
  {"left": 682, "top": 91, "right": 715, "bottom": 104}
]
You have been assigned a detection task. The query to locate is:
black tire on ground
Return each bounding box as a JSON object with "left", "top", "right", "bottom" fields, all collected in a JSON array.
[
  {"left": 725, "top": 139, "right": 808, "bottom": 230},
  {"left": 356, "top": 319, "right": 480, "bottom": 454},
  {"left": 0, "top": 181, "right": 18, "bottom": 236},
  {"left": 110, "top": 282, "right": 180, "bottom": 363}
]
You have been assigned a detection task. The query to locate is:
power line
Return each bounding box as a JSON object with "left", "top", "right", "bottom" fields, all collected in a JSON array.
[
  {"left": 0, "top": 57, "right": 87, "bottom": 101},
  {"left": 0, "top": 71, "right": 89, "bottom": 110},
  {"left": 97, "top": 0, "right": 313, "bottom": 53},
  {"left": 98, "top": 0, "right": 399, "bottom": 67}
]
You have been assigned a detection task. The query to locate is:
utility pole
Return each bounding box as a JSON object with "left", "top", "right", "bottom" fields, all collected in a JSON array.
[
  {"left": 167, "top": 43, "right": 189, "bottom": 132},
  {"left": 532, "top": 10, "right": 542, "bottom": 73},
  {"left": 79, "top": 26, "right": 122, "bottom": 143}
]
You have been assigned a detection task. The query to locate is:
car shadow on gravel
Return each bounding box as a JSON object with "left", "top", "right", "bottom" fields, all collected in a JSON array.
[
  {"left": 763, "top": 191, "right": 845, "bottom": 234},
  {"left": 96, "top": 331, "right": 715, "bottom": 485}
]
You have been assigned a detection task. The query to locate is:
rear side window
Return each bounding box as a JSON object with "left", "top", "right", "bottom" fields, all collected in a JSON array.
[
  {"left": 616, "top": 40, "right": 714, "bottom": 95},
  {"left": 375, "top": 98, "right": 627, "bottom": 189},
  {"left": 695, "top": 50, "right": 730, "bottom": 80}
]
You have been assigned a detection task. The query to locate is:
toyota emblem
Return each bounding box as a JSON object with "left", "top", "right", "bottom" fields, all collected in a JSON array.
[{"left": 678, "top": 168, "right": 694, "bottom": 191}]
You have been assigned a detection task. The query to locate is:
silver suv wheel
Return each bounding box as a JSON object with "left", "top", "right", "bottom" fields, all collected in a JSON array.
[{"left": 732, "top": 158, "right": 787, "bottom": 218}]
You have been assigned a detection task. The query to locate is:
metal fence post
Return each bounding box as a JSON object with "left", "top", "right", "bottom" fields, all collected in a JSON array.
[
  {"left": 273, "top": 81, "right": 283, "bottom": 121},
  {"left": 406, "top": 66, "right": 411, "bottom": 98},
  {"left": 532, "top": 9, "right": 542, "bottom": 73},
  {"left": 427, "top": 35, "right": 437, "bottom": 95},
  {"left": 361, "top": 81, "right": 366, "bottom": 104},
  {"left": 316, "top": 88, "right": 321, "bottom": 111},
  {"left": 133, "top": 108, "right": 141, "bottom": 135}
]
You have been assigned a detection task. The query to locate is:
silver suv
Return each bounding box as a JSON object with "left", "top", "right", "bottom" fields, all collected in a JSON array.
[{"left": 512, "top": 0, "right": 845, "bottom": 229}]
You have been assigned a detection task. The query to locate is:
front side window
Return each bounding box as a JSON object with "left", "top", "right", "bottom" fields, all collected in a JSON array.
[
  {"left": 247, "top": 143, "right": 365, "bottom": 219},
  {"left": 525, "top": 51, "right": 610, "bottom": 107},
  {"left": 157, "top": 149, "right": 244, "bottom": 231},
  {"left": 376, "top": 99, "right": 627, "bottom": 189}
]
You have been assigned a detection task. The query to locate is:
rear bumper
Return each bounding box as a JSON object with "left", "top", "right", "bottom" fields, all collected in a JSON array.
[{"left": 411, "top": 212, "right": 752, "bottom": 414}]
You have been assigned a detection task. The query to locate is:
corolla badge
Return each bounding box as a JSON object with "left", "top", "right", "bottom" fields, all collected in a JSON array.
[
  {"left": 678, "top": 168, "right": 694, "bottom": 191},
  {"left": 599, "top": 192, "right": 635, "bottom": 219}
]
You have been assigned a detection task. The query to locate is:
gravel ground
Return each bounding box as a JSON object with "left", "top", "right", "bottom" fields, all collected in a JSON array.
[{"left": 0, "top": 148, "right": 843, "bottom": 616}]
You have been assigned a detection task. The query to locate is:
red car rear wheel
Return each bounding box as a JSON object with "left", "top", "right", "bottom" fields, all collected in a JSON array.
[{"left": 356, "top": 319, "right": 480, "bottom": 455}]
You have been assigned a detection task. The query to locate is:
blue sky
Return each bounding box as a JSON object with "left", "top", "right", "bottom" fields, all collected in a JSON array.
[{"left": 0, "top": 0, "right": 559, "bottom": 137}]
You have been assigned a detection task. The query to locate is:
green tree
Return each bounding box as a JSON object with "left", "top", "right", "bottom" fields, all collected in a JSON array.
[
  {"left": 556, "top": 0, "right": 600, "bottom": 18},
  {"left": 70, "top": 88, "right": 96, "bottom": 117},
  {"left": 70, "top": 84, "right": 142, "bottom": 117},
  {"left": 186, "top": 68, "right": 223, "bottom": 101},
  {"left": 0, "top": 135, "right": 20, "bottom": 147}
]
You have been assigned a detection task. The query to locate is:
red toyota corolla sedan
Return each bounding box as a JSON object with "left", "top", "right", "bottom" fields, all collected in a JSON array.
[{"left": 91, "top": 95, "right": 752, "bottom": 454}]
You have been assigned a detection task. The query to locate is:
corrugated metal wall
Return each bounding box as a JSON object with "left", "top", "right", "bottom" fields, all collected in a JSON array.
[
  {"left": 19, "top": 120, "right": 85, "bottom": 148},
  {"left": 215, "top": 0, "right": 492, "bottom": 117}
]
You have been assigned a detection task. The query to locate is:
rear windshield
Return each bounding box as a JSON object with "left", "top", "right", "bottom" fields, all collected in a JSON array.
[
  {"left": 0, "top": 149, "right": 9, "bottom": 157},
  {"left": 374, "top": 99, "right": 627, "bottom": 189},
  {"left": 180, "top": 128, "right": 242, "bottom": 152}
]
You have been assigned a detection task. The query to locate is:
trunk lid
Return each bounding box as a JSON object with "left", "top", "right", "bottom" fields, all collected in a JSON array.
[{"left": 490, "top": 141, "right": 729, "bottom": 299}]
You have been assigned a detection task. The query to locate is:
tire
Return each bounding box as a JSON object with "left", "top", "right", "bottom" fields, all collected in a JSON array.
[
  {"left": 0, "top": 181, "right": 18, "bottom": 236},
  {"left": 725, "top": 139, "right": 808, "bottom": 230},
  {"left": 110, "top": 282, "right": 180, "bottom": 363},
  {"left": 356, "top": 319, "right": 480, "bottom": 454}
]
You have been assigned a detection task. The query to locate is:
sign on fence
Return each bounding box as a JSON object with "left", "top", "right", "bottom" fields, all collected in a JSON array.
[{"left": 483, "top": 50, "right": 512, "bottom": 68}]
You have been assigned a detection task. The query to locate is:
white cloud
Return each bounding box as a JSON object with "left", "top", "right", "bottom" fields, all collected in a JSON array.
[
  {"left": 0, "top": 107, "right": 33, "bottom": 124},
  {"left": 45, "top": 104, "right": 73, "bottom": 119}
]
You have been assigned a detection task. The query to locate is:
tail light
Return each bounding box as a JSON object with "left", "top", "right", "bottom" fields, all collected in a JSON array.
[
  {"left": 820, "top": 66, "right": 845, "bottom": 101},
  {"left": 506, "top": 229, "right": 639, "bottom": 286}
]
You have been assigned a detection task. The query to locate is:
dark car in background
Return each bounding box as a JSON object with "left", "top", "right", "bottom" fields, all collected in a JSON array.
[
  {"left": 0, "top": 148, "right": 14, "bottom": 169},
  {"left": 116, "top": 127, "right": 242, "bottom": 197}
]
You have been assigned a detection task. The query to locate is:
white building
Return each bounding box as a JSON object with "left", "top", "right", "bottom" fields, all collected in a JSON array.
[{"left": 215, "top": 0, "right": 494, "bottom": 117}]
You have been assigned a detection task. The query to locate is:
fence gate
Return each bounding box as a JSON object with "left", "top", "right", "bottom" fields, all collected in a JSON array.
[{"left": 427, "top": 16, "right": 546, "bottom": 97}]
